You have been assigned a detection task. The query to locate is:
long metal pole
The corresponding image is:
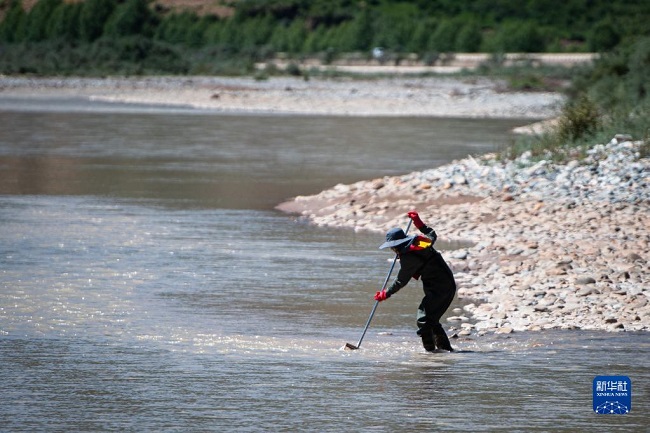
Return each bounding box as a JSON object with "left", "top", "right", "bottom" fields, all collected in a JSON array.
[{"left": 347, "top": 219, "right": 412, "bottom": 350}]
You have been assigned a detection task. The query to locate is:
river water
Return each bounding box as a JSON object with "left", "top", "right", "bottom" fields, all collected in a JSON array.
[{"left": 1, "top": 97, "right": 647, "bottom": 432}]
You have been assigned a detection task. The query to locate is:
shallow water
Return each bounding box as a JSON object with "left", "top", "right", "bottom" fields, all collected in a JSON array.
[{"left": 0, "top": 99, "right": 647, "bottom": 432}]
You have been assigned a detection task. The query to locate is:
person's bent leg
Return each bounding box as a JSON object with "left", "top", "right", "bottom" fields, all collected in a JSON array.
[{"left": 417, "top": 298, "right": 436, "bottom": 351}]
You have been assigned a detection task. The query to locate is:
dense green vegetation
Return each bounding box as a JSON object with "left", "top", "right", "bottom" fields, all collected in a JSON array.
[
  {"left": 505, "top": 36, "right": 650, "bottom": 161},
  {"left": 1, "top": 0, "right": 649, "bottom": 75},
  {"left": 0, "top": 0, "right": 648, "bottom": 156}
]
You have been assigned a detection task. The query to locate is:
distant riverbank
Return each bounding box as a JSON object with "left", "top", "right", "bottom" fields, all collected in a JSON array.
[{"left": 0, "top": 75, "right": 563, "bottom": 118}]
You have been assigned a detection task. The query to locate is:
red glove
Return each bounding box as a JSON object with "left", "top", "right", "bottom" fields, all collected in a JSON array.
[
  {"left": 374, "top": 290, "right": 389, "bottom": 302},
  {"left": 407, "top": 210, "right": 425, "bottom": 230}
]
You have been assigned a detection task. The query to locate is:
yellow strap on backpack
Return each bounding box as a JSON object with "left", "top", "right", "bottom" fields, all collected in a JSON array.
[{"left": 410, "top": 236, "right": 432, "bottom": 251}]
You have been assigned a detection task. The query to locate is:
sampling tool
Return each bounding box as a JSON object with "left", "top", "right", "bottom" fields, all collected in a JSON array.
[{"left": 345, "top": 219, "right": 412, "bottom": 350}]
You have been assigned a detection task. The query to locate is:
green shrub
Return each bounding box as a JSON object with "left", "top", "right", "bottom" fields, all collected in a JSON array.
[
  {"left": 285, "top": 62, "right": 301, "bottom": 76},
  {"left": 187, "top": 48, "right": 255, "bottom": 75},
  {"left": 351, "top": 7, "right": 373, "bottom": 51},
  {"left": 556, "top": 96, "right": 602, "bottom": 143},
  {"left": 507, "top": 72, "right": 544, "bottom": 91},
  {"left": 184, "top": 16, "right": 214, "bottom": 48},
  {"left": 269, "top": 19, "right": 307, "bottom": 53},
  {"left": 625, "top": 37, "right": 650, "bottom": 105},
  {"left": 79, "top": 0, "right": 116, "bottom": 42},
  {"left": 85, "top": 36, "right": 187, "bottom": 74},
  {"left": 456, "top": 21, "right": 482, "bottom": 52},
  {"left": 572, "top": 36, "right": 650, "bottom": 110},
  {"left": 0, "top": 0, "right": 27, "bottom": 42},
  {"left": 588, "top": 19, "right": 620, "bottom": 52},
  {"left": 0, "top": 37, "right": 190, "bottom": 75},
  {"left": 428, "top": 19, "right": 456, "bottom": 52},
  {"left": 103, "top": 0, "right": 155, "bottom": 39},
  {"left": 25, "top": 0, "right": 61, "bottom": 42},
  {"left": 495, "top": 21, "right": 545, "bottom": 53},
  {"left": 46, "top": 2, "right": 82, "bottom": 41},
  {"left": 155, "top": 12, "right": 197, "bottom": 44}
]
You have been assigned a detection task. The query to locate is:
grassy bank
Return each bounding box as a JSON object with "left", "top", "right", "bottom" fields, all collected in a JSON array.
[{"left": 503, "top": 37, "right": 650, "bottom": 161}]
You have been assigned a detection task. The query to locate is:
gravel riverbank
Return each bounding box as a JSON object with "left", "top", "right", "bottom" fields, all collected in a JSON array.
[
  {"left": 0, "top": 75, "right": 562, "bottom": 118},
  {"left": 279, "top": 136, "right": 649, "bottom": 335}
]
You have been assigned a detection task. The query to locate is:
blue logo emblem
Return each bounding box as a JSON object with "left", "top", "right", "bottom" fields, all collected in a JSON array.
[{"left": 593, "top": 376, "right": 631, "bottom": 414}]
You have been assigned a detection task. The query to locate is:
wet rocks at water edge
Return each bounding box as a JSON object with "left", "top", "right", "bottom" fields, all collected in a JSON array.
[{"left": 280, "top": 136, "right": 649, "bottom": 335}]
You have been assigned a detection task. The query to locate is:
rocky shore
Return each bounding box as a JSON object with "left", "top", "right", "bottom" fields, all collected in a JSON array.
[{"left": 279, "top": 136, "right": 649, "bottom": 335}]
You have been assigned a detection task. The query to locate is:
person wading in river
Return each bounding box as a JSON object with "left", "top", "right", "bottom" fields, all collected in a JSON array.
[{"left": 375, "top": 211, "right": 456, "bottom": 352}]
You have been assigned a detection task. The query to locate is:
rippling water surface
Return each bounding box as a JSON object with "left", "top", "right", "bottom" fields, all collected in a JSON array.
[{"left": 1, "top": 98, "right": 647, "bottom": 432}]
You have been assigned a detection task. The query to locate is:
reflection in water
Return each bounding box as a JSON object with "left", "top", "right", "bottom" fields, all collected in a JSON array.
[{"left": 0, "top": 106, "right": 527, "bottom": 209}]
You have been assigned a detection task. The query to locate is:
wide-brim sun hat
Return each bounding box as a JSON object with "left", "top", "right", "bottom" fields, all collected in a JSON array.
[{"left": 379, "top": 227, "right": 415, "bottom": 249}]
